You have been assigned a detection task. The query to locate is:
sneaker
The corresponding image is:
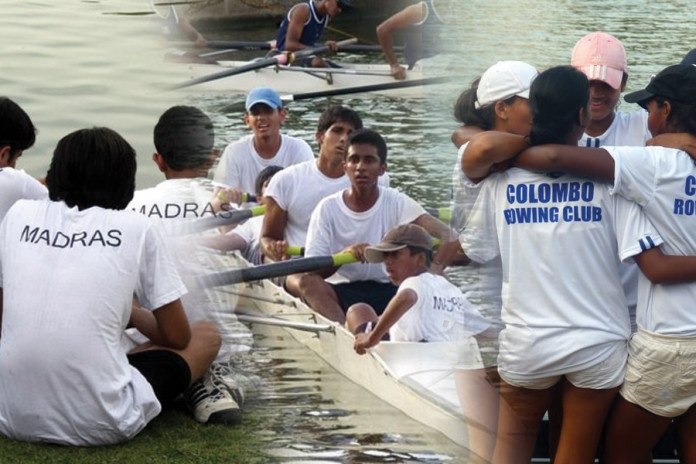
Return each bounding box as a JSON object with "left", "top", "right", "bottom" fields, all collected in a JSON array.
[
  {"left": 185, "top": 368, "right": 242, "bottom": 425},
  {"left": 211, "top": 360, "right": 262, "bottom": 402}
]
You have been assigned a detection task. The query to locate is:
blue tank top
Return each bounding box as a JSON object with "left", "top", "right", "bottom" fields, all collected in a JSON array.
[
  {"left": 404, "top": 0, "right": 443, "bottom": 68},
  {"left": 275, "top": 1, "right": 329, "bottom": 51}
]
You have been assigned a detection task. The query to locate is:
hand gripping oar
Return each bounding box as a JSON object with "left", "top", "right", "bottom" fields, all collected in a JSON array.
[
  {"left": 199, "top": 252, "right": 358, "bottom": 288},
  {"left": 170, "top": 38, "right": 357, "bottom": 90},
  {"left": 280, "top": 76, "right": 452, "bottom": 101},
  {"left": 170, "top": 205, "right": 266, "bottom": 235}
]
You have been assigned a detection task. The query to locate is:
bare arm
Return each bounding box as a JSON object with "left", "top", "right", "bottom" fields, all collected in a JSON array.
[
  {"left": 376, "top": 3, "right": 423, "bottom": 79},
  {"left": 283, "top": 4, "right": 312, "bottom": 52},
  {"left": 462, "top": 131, "right": 530, "bottom": 183},
  {"left": 451, "top": 124, "right": 483, "bottom": 149},
  {"left": 260, "top": 197, "right": 290, "bottom": 261},
  {"left": 634, "top": 247, "right": 696, "bottom": 284},
  {"left": 412, "top": 213, "right": 466, "bottom": 269},
  {"left": 514, "top": 145, "right": 615, "bottom": 183},
  {"left": 130, "top": 299, "right": 191, "bottom": 350},
  {"left": 648, "top": 132, "right": 696, "bottom": 159},
  {"left": 353, "top": 288, "right": 418, "bottom": 354}
]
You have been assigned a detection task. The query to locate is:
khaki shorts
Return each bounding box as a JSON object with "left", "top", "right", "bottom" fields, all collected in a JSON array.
[
  {"left": 500, "top": 342, "right": 627, "bottom": 390},
  {"left": 621, "top": 329, "right": 696, "bottom": 417}
]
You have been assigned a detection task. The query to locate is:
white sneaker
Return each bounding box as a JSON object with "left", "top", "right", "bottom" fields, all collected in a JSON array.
[
  {"left": 185, "top": 367, "right": 242, "bottom": 424},
  {"left": 211, "top": 360, "right": 261, "bottom": 401}
]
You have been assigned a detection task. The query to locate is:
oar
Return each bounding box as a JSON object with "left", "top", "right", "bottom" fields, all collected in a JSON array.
[
  {"left": 425, "top": 206, "right": 452, "bottom": 222},
  {"left": 171, "top": 205, "right": 266, "bottom": 235},
  {"left": 200, "top": 252, "right": 358, "bottom": 287},
  {"left": 198, "top": 41, "right": 399, "bottom": 53},
  {"left": 280, "top": 76, "right": 452, "bottom": 101},
  {"left": 235, "top": 313, "right": 335, "bottom": 333},
  {"left": 170, "top": 38, "right": 357, "bottom": 90},
  {"left": 204, "top": 40, "right": 275, "bottom": 51}
]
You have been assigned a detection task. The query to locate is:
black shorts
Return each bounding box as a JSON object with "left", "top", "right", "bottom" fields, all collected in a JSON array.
[
  {"left": 331, "top": 280, "right": 398, "bottom": 315},
  {"left": 128, "top": 350, "right": 191, "bottom": 409}
]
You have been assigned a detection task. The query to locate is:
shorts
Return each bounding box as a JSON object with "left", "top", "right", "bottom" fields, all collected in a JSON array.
[
  {"left": 620, "top": 329, "right": 696, "bottom": 417},
  {"left": 128, "top": 349, "right": 191, "bottom": 409},
  {"left": 331, "top": 280, "right": 398, "bottom": 315},
  {"left": 500, "top": 342, "right": 627, "bottom": 390}
]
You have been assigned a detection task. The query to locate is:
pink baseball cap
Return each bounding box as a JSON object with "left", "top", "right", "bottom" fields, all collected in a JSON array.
[{"left": 571, "top": 32, "right": 627, "bottom": 89}]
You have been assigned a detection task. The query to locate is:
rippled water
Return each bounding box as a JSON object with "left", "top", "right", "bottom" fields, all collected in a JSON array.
[{"left": 3, "top": 1, "right": 695, "bottom": 462}]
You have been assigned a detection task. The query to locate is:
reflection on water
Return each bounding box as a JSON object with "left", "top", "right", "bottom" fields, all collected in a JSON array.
[{"left": 243, "top": 329, "right": 466, "bottom": 463}]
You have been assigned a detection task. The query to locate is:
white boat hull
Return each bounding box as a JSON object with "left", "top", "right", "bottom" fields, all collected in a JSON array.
[{"left": 209, "top": 251, "right": 494, "bottom": 458}]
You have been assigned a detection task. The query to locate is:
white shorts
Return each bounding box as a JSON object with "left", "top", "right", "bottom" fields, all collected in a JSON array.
[
  {"left": 620, "top": 329, "right": 696, "bottom": 417},
  {"left": 500, "top": 342, "right": 627, "bottom": 390}
]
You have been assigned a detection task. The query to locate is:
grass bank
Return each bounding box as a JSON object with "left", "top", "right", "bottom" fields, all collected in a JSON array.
[{"left": 0, "top": 408, "right": 267, "bottom": 464}]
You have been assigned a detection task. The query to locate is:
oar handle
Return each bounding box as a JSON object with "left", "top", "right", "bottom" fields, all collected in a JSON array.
[
  {"left": 289, "top": 38, "right": 358, "bottom": 61},
  {"left": 199, "top": 252, "right": 358, "bottom": 287},
  {"left": 425, "top": 206, "right": 452, "bottom": 222},
  {"left": 216, "top": 190, "right": 258, "bottom": 204},
  {"left": 173, "top": 205, "right": 266, "bottom": 235}
]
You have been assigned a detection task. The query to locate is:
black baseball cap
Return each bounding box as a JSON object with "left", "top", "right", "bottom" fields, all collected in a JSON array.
[{"left": 624, "top": 64, "right": 696, "bottom": 109}]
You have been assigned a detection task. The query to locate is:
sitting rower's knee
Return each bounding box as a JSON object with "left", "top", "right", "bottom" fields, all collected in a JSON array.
[
  {"left": 346, "top": 303, "right": 378, "bottom": 334},
  {"left": 190, "top": 320, "right": 222, "bottom": 352}
]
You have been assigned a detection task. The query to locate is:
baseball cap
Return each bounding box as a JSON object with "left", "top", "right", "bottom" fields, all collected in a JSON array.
[
  {"left": 624, "top": 64, "right": 696, "bottom": 109},
  {"left": 364, "top": 224, "right": 433, "bottom": 263},
  {"left": 571, "top": 31, "right": 627, "bottom": 90},
  {"left": 475, "top": 61, "right": 538, "bottom": 109},
  {"left": 245, "top": 86, "right": 282, "bottom": 111},
  {"left": 681, "top": 48, "right": 696, "bottom": 66}
]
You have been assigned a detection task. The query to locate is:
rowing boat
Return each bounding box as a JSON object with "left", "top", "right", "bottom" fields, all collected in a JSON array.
[
  {"left": 206, "top": 250, "right": 490, "bottom": 460},
  {"left": 168, "top": 57, "right": 446, "bottom": 98}
]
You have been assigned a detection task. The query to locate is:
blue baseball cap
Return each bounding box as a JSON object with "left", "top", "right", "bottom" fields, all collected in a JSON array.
[{"left": 245, "top": 87, "right": 283, "bottom": 111}]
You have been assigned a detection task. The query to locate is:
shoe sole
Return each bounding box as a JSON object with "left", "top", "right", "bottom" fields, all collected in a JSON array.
[{"left": 207, "top": 409, "right": 243, "bottom": 425}]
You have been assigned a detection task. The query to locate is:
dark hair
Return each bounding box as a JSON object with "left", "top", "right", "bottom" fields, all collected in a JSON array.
[
  {"left": 154, "top": 105, "right": 215, "bottom": 171},
  {"left": 0, "top": 96, "right": 37, "bottom": 157},
  {"left": 528, "top": 66, "right": 589, "bottom": 146},
  {"left": 407, "top": 246, "right": 432, "bottom": 267},
  {"left": 654, "top": 96, "right": 696, "bottom": 135},
  {"left": 316, "top": 105, "right": 363, "bottom": 133},
  {"left": 254, "top": 165, "right": 283, "bottom": 196},
  {"left": 46, "top": 127, "right": 137, "bottom": 210},
  {"left": 453, "top": 78, "right": 520, "bottom": 129},
  {"left": 348, "top": 128, "right": 388, "bottom": 163}
]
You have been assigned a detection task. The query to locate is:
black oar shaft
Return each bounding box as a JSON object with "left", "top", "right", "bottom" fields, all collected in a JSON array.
[
  {"left": 201, "top": 255, "right": 337, "bottom": 287},
  {"left": 283, "top": 76, "right": 451, "bottom": 101}
]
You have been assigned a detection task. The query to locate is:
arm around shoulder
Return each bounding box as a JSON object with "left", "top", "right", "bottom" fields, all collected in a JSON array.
[
  {"left": 462, "top": 131, "right": 529, "bottom": 182},
  {"left": 634, "top": 247, "right": 696, "bottom": 284}
]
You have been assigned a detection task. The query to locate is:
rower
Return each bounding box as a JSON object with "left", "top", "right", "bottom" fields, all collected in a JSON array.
[
  {"left": 274, "top": 0, "right": 352, "bottom": 68},
  {"left": 128, "top": 105, "right": 251, "bottom": 426},
  {"left": 298, "top": 129, "right": 462, "bottom": 324},
  {"left": 376, "top": 0, "right": 443, "bottom": 80},
  {"left": 213, "top": 86, "right": 313, "bottom": 207},
  {"left": 0, "top": 96, "right": 47, "bottom": 222}
]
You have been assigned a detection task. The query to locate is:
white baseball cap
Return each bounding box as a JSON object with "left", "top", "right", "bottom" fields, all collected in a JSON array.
[{"left": 475, "top": 61, "right": 538, "bottom": 109}]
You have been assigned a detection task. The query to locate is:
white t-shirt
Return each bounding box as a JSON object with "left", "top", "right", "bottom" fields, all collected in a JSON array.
[
  {"left": 305, "top": 186, "right": 424, "bottom": 284},
  {"left": 463, "top": 168, "right": 662, "bottom": 380},
  {"left": 607, "top": 145, "right": 696, "bottom": 335},
  {"left": 580, "top": 109, "right": 650, "bottom": 318},
  {"left": 0, "top": 167, "right": 47, "bottom": 222},
  {"left": 0, "top": 199, "right": 186, "bottom": 445},
  {"left": 213, "top": 134, "right": 314, "bottom": 193},
  {"left": 264, "top": 160, "right": 389, "bottom": 248},
  {"left": 579, "top": 110, "right": 650, "bottom": 148},
  {"left": 390, "top": 272, "right": 490, "bottom": 342},
  {"left": 230, "top": 214, "right": 263, "bottom": 265}
]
